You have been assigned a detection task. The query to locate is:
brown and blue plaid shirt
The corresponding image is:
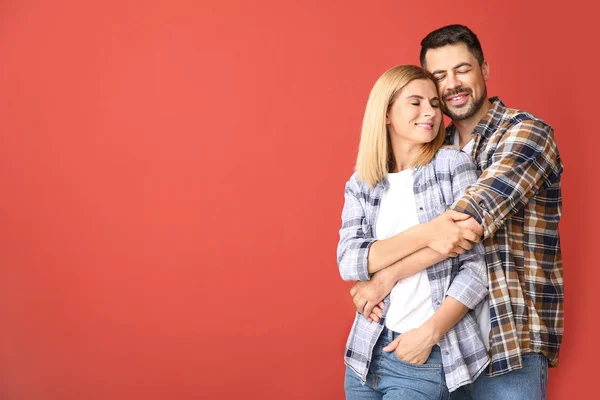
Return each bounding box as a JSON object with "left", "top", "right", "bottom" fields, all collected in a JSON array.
[
  {"left": 448, "top": 97, "right": 564, "bottom": 376},
  {"left": 338, "top": 149, "right": 490, "bottom": 392}
]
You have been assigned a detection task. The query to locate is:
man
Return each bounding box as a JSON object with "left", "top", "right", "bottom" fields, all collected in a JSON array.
[{"left": 350, "top": 25, "right": 563, "bottom": 399}]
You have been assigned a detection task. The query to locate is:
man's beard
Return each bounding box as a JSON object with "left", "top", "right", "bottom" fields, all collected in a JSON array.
[{"left": 442, "top": 86, "right": 487, "bottom": 121}]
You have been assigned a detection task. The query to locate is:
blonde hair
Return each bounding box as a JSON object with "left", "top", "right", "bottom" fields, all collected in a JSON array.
[{"left": 355, "top": 65, "right": 446, "bottom": 187}]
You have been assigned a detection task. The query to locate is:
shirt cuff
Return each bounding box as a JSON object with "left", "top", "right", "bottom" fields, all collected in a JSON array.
[
  {"left": 446, "top": 271, "right": 488, "bottom": 310},
  {"left": 451, "top": 196, "right": 496, "bottom": 239}
]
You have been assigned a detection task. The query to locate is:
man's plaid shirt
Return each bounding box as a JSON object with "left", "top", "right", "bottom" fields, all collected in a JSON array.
[
  {"left": 449, "top": 97, "right": 564, "bottom": 376},
  {"left": 337, "top": 149, "right": 490, "bottom": 392}
]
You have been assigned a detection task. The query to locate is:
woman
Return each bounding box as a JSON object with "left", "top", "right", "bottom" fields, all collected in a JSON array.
[{"left": 337, "top": 65, "right": 489, "bottom": 399}]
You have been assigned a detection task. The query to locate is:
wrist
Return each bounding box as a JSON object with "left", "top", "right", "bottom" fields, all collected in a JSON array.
[
  {"left": 373, "top": 268, "right": 389, "bottom": 290},
  {"left": 421, "top": 221, "right": 437, "bottom": 248},
  {"left": 375, "top": 266, "right": 396, "bottom": 292},
  {"left": 420, "top": 319, "right": 442, "bottom": 346},
  {"left": 415, "top": 223, "right": 432, "bottom": 248}
]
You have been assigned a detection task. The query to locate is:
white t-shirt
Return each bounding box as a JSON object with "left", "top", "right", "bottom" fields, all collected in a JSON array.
[
  {"left": 454, "top": 130, "right": 491, "bottom": 350},
  {"left": 454, "top": 131, "right": 475, "bottom": 155},
  {"left": 376, "top": 169, "right": 435, "bottom": 333}
]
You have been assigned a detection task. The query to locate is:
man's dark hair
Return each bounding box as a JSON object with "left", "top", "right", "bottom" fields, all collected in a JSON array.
[{"left": 419, "top": 25, "right": 485, "bottom": 68}]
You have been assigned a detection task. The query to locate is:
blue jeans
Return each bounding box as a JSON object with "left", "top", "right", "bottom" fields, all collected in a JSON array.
[
  {"left": 344, "top": 327, "right": 450, "bottom": 400},
  {"left": 450, "top": 353, "right": 548, "bottom": 400},
  {"left": 470, "top": 353, "right": 548, "bottom": 400}
]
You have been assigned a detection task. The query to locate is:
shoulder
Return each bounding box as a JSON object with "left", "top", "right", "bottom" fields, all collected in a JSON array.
[
  {"left": 345, "top": 171, "right": 361, "bottom": 191},
  {"left": 502, "top": 106, "right": 554, "bottom": 137},
  {"left": 491, "top": 108, "right": 562, "bottom": 167},
  {"left": 345, "top": 171, "right": 373, "bottom": 195},
  {"left": 487, "top": 98, "right": 555, "bottom": 143},
  {"left": 432, "top": 148, "right": 475, "bottom": 171},
  {"left": 434, "top": 147, "right": 462, "bottom": 160}
]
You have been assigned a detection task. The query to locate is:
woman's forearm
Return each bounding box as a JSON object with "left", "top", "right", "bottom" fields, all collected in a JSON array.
[
  {"left": 377, "top": 247, "right": 447, "bottom": 283},
  {"left": 420, "top": 297, "right": 470, "bottom": 346},
  {"left": 367, "top": 223, "right": 432, "bottom": 273}
]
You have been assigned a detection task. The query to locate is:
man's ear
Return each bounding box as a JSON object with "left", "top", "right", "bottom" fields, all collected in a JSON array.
[{"left": 482, "top": 60, "right": 490, "bottom": 82}]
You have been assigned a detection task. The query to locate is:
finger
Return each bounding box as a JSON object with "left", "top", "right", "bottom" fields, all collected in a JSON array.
[
  {"left": 446, "top": 210, "right": 470, "bottom": 221},
  {"left": 458, "top": 238, "right": 473, "bottom": 251},
  {"left": 378, "top": 301, "right": 385, "bottom": 309},
  {"left": 452, "top": 246, "right": 466, "bottom": 255},
  {"left": 382, "top": 337, "right": 400, "bottom": 352},
  {"left": 448, "top": 252, "right": 458, "bottom": 257},
  {"left": 368, "top": 308, "right": 381, "bottom": 322},
  {"left": 413, "top": 355, "right": 427, "bottom": 365},
  {"left": 463, "top": 229, "right": 480, "bottom": 243},
  {"left": 349, "top": 286, "right": 357, "bottom": 296},
  {"left": 358, "top": 300, "right": 368, "bottom": 314},
  {"left": 372, "top": 306, "right": 383, "bottom": 319},
  {"left": 363, "top": 301, "right": 375, "bottom": 317}
]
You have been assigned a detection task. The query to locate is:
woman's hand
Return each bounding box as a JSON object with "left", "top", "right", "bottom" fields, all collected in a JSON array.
[{"left": 382, "top": 325, "right": 437, "bottom": 364}]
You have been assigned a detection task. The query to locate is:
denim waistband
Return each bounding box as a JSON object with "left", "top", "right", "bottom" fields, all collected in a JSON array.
[{"left": 380, "top": 326, "right": 402, "bottom": 341}]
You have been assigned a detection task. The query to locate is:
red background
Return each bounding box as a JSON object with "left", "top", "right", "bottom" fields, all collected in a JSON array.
[{"left": 0, "top": 1, "right": 596, "bottom": 399}]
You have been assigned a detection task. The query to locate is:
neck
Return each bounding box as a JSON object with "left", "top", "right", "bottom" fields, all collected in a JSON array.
[
  {"left": 390, "top": 140, "right": 421, "bottom": 173},
  {"left": 452, "top": 98, "right": 492, "bottom": 145}
]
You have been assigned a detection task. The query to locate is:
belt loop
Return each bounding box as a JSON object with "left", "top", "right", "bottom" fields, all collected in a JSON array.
[{"left": 383, "top": 326, "right": 395, "bottom": 341}]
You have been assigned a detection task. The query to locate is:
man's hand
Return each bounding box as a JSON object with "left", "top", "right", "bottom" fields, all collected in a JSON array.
[
  {"left": 350, "top": 271, "right": 393, "bottom": 321},
  {"left": 426, "top": 210, "right": 480, "bottom": 257},
  {"left": 368, "top": 305, "right": 385, "bottom": 323},
  {"left": 382, "top": 325, "right": 437, "bottom": 364},
  {"left": 456, "top": 215, "right": 484, "bottom": 236}
]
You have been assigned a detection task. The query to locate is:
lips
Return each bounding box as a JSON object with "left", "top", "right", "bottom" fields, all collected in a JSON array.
[
  {"left": 415, "top": 122, "right": 434, "bottom": 130},
  {"left": 445, "top": 89, "right": 471, "bottom": 107}
]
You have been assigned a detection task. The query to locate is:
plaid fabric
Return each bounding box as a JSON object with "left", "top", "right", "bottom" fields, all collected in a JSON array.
[
  {"left": 338, "top": 149, "right": 490, "bottom": 392},
  {"left": 448, "top": 97, "right": 564, "bottom": 376}
]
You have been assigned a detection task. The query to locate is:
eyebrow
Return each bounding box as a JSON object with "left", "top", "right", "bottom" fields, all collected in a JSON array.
[
  {"left": 431, "top": 62, "right": 473, "bottom": 75},
  {"left": 406, "top": 95, "right": 440, "bottom": 102}
]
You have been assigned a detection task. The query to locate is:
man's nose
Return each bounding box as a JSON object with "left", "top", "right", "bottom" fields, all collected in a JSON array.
[{"left": 446, "top": 73, "right": 462, "bottom": 91}]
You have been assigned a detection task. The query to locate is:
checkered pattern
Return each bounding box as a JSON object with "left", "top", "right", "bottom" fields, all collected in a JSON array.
[
  {"left": 338, "top": 149, "right": 490, "bottom": 392},
  {"left": 448, "top": 97, "right": 564, "bottom": 376}
]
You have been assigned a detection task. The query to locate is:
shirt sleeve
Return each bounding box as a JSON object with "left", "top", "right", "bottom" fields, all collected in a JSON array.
[
  {"left": 336, "top": 175, "right": 376, "bottom": 282},
  {"left": 451, "top": 118, "right": 562, "bottom": 239},
  {"left": 445, "top": 151, "right": 488, "bottom": 309}
]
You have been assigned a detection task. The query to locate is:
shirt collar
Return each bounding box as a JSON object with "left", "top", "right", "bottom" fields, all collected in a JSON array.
[{"left": 445, "top": 97, "right": 507, "bottom": 142}]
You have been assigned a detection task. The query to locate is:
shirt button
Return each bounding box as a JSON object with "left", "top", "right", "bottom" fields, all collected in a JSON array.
[
  {"left": 479, "top": 201, "right": 487, "bottom": 210},
  {"left": 435, "top": 300, "right": 441, "bottom": 305},
  {"left": 445, "top": 351, "right": 450, "bottom": 355}
]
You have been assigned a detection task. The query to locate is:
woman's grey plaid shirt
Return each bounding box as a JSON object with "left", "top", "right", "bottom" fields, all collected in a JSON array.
[{"left": 337, "top": 148, "right": 490, "bottom": 392}]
